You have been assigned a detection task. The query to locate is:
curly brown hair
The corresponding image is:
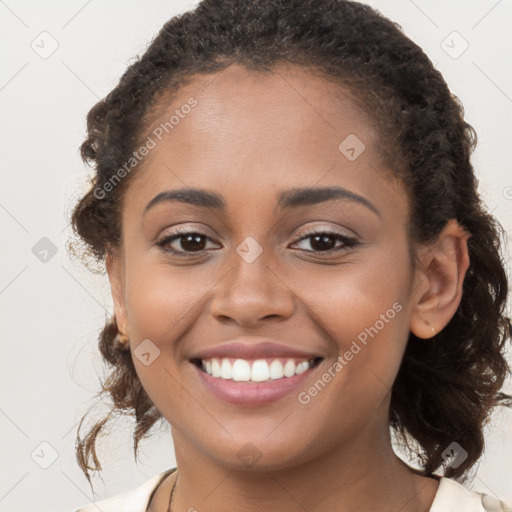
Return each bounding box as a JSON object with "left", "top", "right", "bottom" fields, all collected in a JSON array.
[{"left": 69, "top": 0, "right": 511, "bottom": 490}]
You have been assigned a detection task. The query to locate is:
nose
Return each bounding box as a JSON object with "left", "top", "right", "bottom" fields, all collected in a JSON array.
[{"left": 209, "top": 244, "right": 295, "bottom": 327}]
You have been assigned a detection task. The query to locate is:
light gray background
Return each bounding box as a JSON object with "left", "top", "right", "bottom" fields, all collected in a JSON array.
[{"left": 1, "top": 1, "right": 511, "bottom": 511}]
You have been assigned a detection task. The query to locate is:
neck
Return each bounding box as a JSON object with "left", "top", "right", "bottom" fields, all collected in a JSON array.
[{"left": 168, "top": 415, "right": 439, "bottom": 512}]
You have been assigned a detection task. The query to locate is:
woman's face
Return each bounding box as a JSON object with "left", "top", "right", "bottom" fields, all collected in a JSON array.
[{"left": 108, "top": 63, "right": 424, "bottom": 470}]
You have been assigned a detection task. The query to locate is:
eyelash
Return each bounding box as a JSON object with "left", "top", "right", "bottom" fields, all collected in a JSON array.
[{"left": 156, "top": 227, "right": 360, "bottom": 256}]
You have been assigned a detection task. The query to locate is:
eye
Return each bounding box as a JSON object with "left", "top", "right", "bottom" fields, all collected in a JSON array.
[
  {"left": 291, "top": 229, "right": 359, "bottom": 253},
  {"left": 156, "top": 229, "right": 220, "bottom": 255},
  {"left": 156, "top": 227, "right": 359, "bottom": 256}
]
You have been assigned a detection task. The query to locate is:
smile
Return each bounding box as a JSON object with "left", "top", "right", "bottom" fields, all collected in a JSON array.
[
  {"left": 193, "top": 357, "right": 323, "bottom": 382},
  {"left": 190, "top": 356, "right": 325, "bottom": 406}
]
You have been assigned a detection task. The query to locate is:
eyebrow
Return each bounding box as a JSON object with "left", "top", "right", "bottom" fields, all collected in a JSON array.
[{"left": 144, "top": 186, "right": 380, "bottom": 217}]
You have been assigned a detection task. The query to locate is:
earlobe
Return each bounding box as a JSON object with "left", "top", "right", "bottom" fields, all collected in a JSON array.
[
  {"left": 409, "top": 219, "right": 470, "bottom": 339},
  {"left": 105, "top": 248, "right": 128, "bottom": 335}
]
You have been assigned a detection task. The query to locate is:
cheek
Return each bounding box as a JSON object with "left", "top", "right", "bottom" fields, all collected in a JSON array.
[
  {"left": 125, "top": 263, "right": 209, "bottom": 341},
  {"left": 298, "top": 247, "right": 408, "bottom": 339},
  {"left": 122, "top": 259, "right": 216, "bottom": 421},
  {"left": 124, "top": 264, "right": 223, "bottom": 399},
  {"left": 292, "top": 247, "right": 410, "bottom": 387},
  {"left": 285, "top": 251, "right": 410, "bottom": 445}
]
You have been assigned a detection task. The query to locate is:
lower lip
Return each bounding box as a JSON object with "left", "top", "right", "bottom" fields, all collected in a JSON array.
[{"left": 191, "top": 360, "right": 322, "bottom": 406}]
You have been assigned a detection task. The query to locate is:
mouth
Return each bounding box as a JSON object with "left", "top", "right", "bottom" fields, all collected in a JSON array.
[
  {"left": 190, "top": 356, "right": 324, "bottom": 382},
  {"left": 189, "top": 356, "right": 325, "bottom": 406}
]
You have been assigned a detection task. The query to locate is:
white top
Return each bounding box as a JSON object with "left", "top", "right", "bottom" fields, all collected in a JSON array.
[{"left": 70, "top": 468, "right": 509, "bottom": 512}]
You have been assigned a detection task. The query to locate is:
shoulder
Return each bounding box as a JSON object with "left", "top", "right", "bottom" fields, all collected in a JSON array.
[
  {"left": 69, "top": 468, "right": 177, "bottom": 512},
  {"left": 430, "top": 476, "right": 510, "bottom": 512}
]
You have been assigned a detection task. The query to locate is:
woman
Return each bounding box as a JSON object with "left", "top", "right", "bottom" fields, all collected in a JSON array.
[{"left": 69, "top": 0, "right": 511, "bottom": 510}]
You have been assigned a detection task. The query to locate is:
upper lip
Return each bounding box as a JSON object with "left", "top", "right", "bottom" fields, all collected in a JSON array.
[{"left": 189, "top": 338, "right": 324, "bottom": 361}]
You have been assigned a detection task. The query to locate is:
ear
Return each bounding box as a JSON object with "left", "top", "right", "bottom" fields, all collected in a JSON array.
[
  {"left": 409, "top": 219, "right": 470, "bottom": 339},
  {"left": 105, "top": 245, "right": 128, "bottom": 335}
]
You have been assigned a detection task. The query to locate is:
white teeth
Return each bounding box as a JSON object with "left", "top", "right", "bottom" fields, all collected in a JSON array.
[
  {"left": 220, "top": 359, "right": 232, "bottom": 379},
  {"left": 251, "top": 359, "right": 270, "bottom": 381},
  {"left": 283, "top": 359, "right": 296, "bottom": 377},
  {"left": 295, "top": 361, "right": 309, "bottom": 374},
  {"left": 232, "top": 359, "right": 251, "bottom": 381},
  {"left": 211, "top": 358, "right": 221, "bottom": 378},
  {"left": 200, "top": 357, "right": 318, "bottom": 382},
  {"left": 269, "top": 359, "right": 284, "bottom": 379}
]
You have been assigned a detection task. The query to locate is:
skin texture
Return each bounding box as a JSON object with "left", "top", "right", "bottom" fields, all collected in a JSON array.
[{"left": 106, "top": 63, "right": 470, "bottom": 512}]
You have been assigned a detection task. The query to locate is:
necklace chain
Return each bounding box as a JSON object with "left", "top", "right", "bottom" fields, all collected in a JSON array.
[{"left": 166, "top": 471, "right": 178, "bottom": 512}]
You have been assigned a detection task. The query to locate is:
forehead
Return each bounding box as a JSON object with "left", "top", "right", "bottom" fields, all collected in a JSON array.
[
  {"left": 142, "top": 62, "right": 376, "bottom": 153},
  {"left": 123, "top": 62, "right": 400, "bottom": 215}
]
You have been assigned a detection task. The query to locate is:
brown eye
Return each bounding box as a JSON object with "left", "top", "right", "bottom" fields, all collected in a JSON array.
[
  {"left": 292, "top": 230, "right": 359, "bottom": 253},
  {"left": 157, "top": 230, "right": 219, "bottom": 255}
]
